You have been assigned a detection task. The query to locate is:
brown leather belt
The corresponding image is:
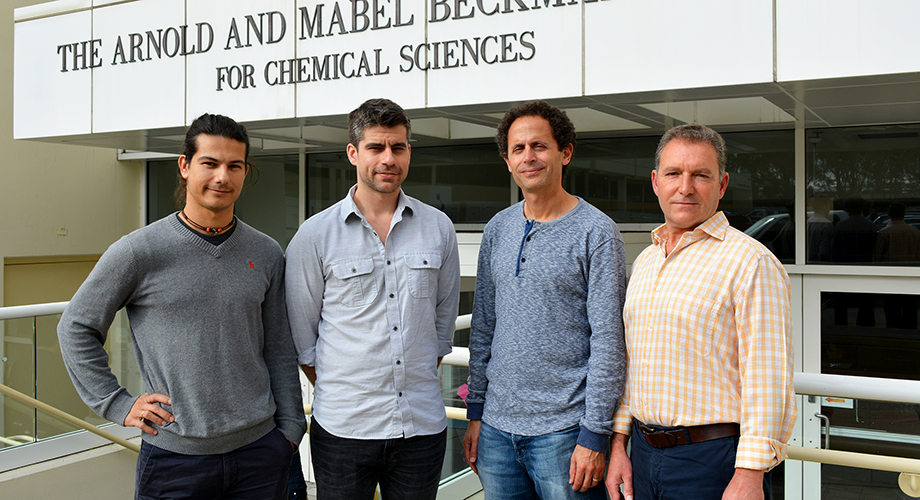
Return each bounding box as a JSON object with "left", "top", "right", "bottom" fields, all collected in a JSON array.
[{"left": 637, "top": 421, "right": 740, "bottom": 449}]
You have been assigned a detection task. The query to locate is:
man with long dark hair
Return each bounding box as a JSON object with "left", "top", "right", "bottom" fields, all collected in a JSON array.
[{"left": 59, "top": 113, "right": 306, "bottom": 499}]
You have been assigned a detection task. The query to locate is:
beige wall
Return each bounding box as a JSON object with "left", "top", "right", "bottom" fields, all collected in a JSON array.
[
  {"left": 1, "top": 0, "right": 144, "bottom": 308},
  {"left": 0, "top": 440, "right": 136, "bottom": 498}
]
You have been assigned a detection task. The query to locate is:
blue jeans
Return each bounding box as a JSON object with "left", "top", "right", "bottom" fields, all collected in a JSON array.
[
  {"left": 309, "top": 416, "right": 447, "bottom": 500},
  {"left": 477, "top": 422, "right": 606, "bottom": 500},
  {"left": 631, "top": 420, "right": 772, "bottom": 500},
  {"left": 135, "top": 427, "right": 294, "bottom": 500}
]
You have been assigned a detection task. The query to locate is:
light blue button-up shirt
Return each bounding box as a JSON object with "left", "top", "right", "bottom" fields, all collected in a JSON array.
[{"left": 285, "top": 185, "right": 461, "bottom": 439}]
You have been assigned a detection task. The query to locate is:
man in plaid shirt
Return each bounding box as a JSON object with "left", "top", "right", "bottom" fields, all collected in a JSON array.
[{"left": 606, "top": 124, "right": 796, "bottom": 500}]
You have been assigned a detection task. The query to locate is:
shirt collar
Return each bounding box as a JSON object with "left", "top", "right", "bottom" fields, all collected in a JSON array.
[
  {"left": 339, "top": 184, "right": 414, "bottom": 223},
  {"left": 651, "top": 211, "right": 729, "bottom": 248}
]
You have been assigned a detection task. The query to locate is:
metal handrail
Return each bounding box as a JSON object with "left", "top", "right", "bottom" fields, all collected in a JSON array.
[
  {"left": 0, "top": 301, "right": 68, "bottom": 321},
  {"left": 4, "top": 306, "right": 920, "bottom": 494},
  {"left": 794, "top": 372, "right": 920, "bottom": 405},
  {"left": 0, "top": 382, "right": 140, "bottom": 453}
]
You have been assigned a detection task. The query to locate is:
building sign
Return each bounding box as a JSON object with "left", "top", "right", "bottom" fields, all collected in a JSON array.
[
  {"left": 15, "top": 0, "right": 786, "bottom": 140},
  {"left": 14, "top": 0, "right": 608, "bottom": 137}
]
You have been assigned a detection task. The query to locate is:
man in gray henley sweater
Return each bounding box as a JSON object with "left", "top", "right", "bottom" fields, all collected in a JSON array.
[
  {"left": 463, "top": 101, "right": 627, "bottom": 499},
  {"left": 58, "top": 114, "right": 306, "bottom": 499}
]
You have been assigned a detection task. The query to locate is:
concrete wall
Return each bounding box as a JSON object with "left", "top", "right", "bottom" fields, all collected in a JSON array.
[
  {"left": 0, "top": 440, "right": 137, "bottom": 499},
  {"left": 1, "top": 0, "right": 144, "bottom": 309}
]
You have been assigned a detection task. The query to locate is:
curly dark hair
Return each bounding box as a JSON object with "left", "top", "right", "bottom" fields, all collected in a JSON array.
[{"left": 495, "top": 100, "right": 576, "bottom": 178}]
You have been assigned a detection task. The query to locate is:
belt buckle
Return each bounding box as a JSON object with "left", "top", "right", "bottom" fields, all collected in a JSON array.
[
  {"left": 638, "top": 423, "right": 687, "bottom": 448},
  {"left": 638, "top": 423, "right": 657, "bottom": 435}
]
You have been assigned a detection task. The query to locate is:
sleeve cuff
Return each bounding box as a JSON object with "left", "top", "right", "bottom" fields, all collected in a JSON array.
[
  {"left": 437, "top": 341, "right": 453, "bottom": 358},
  {"left": 107, "top": 391, "right": 137, "bottom": 427},
  {"left": 466, "top": 403, "right": 484, "bottom": 421},
  {"left": 296, "top": 347, "right": 315, "bottom": 366},
  {"left": 612, "top": 404, "right": 633, "bottom": 436},
  {"left": 576, "top": 427, "right": 608, "bottom": 453},
  {"left": 735, "top": 435, "right": 787, "bottom": 471},
  {"left": 276, "top": 418, "right": 308, "bottom": 448}
]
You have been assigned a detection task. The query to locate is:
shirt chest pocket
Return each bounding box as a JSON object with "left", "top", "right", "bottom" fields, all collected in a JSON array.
[
  {"left": 405, "top": 253, "right": 440, "bottom": 299},
  {"left": 673, "top": 294, "right": 720, "bottom": 357},
  {"left": 332, "top": 258, "right": 378, "bottom": 307}
]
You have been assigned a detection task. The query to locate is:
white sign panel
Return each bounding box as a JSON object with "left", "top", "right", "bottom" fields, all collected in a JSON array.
[
  {"left": 14, "top": 10, "right": 93, "bottom": 138},
  {"left": 187, "top": 0, "right": 297, "bottom": 123},
  {"left": 294, "top": 0, "right": 427, "bottom": 117},
  {"left": 92, "top": 0, "right": 186, "bottom": 133},
  {"left": 425, "top": 0, "right": 587, "bottom": 107},
  {"left": 776, "top": 0, "right": 920, "bottom": 82},
  {"left": 586, "top": 0, "right": 774, "bottom": 95}
]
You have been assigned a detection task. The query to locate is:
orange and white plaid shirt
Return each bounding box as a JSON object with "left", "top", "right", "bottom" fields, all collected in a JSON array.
[{"left": 613, "top": 212, "right": 796, "bottom": 471}]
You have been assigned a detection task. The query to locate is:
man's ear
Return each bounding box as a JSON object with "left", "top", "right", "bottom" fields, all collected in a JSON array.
[
  {"left": 178, "top": 155, "right": 190, "bottom": 179},
  {"left": 346, "top": 143, "right": 359, "bottom": 166},
  {"left": 561, "top": 143, "right": 574, "bottom": 166}
]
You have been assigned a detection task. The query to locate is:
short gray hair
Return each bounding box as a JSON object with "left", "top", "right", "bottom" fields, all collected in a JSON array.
[{"left": 654, "top": 124, "right": 727, "bottom": 175}]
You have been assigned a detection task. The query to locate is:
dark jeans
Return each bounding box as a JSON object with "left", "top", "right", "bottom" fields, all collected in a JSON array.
[
  {"left": 288, "top": 451, "right": 307, "bottom": 499},
  {"left": 309, "top": 416, "right": 446, "bottom": 500},
  {"left": 135, "top": 427, "right": 294, "bottom": 500},
  {"left": 631, "top": 420, "right": 772, "bottom": 500}
]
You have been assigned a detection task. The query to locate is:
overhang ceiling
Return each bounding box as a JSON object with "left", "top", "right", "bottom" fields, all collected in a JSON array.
[{"left": 32, "top": 72, "right": 920, "bottom": 158}]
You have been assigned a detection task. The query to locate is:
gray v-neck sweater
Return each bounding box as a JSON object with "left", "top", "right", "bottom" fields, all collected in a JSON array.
[{"left": 58, "top": 215, "right": 306, "bottom": 454}]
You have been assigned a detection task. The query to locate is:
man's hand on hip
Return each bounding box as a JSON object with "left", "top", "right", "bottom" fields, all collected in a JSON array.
[
  {"left": 605, "top": 433, "right": 633, "bottom": 500},
  {"left": 723, "top": 468, "right": 766, "bottom": 500},
  {"left": 125, "top": 392, "right": 174, "bottom": 435},
  {"left": 462, "top": 420, "right": 481, "bottom": 474},
  {"left": 569, "top": 444, "right": 604, "bottom": 492}
]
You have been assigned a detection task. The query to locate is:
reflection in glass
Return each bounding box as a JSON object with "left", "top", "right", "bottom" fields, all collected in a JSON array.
[
  {"left": 821, "top": 291, "right": 920, "bottom": 379},
  {"left": 148, "top": 156, "right": 300, "bottom": 249},
  {"left": 2, "top": 317, "right": 37, "bottom": 449},
  {"left": 807, "top": 124, "right": 920, "bottom": 265},
  {"left": 1, "top": 311, "right": 142, "bottom": 451},
  {"left": 822, "top": 465, "right": 902, "bottom": 498},
  {"left": 571, "top": 131, "right": 795, "bottom": 261},
  {"left": 820, "top": 290, "right": 920, "bottom": 496},
  {"left": 308, "top": 145, "right": 511, "bottom": 225},
  {"left": 439, "top": 291, "right": 474, "bottom": 480}
]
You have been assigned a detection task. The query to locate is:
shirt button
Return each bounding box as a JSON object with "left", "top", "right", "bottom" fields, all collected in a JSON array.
[
  {"left": 393, "top": 326, "right": 398, "bottom": 331},
  {"left": 521, "top": 257, "right": 526, "bottom": 263},
  {"left": 389, "top": 293, "right": 395, "bottom": 298},
  {"left": 526, "top": 236, "right": 531, "bottom": 242},
  {"left": 398, "top": 392, "right": 403, "bottom": 397},
  {"left": 387, "top": 260, "right": 391, "bottom": 265},
  {"left": 423, "top": 260, "right": 428, "bottom": 265},
  {"left": 352, "top": 268, "right": 356, "bottom": 272},
  {"left": 396, "top": 360, "right": 401, "bottom": 365}
]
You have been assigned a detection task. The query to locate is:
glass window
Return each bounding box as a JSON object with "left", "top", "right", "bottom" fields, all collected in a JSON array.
[
  {"left": 569, "top": 131, "right": 795, "bottom": 261},
  {"left": 148, "top": 155, "right": 300, "bottom": 249},
  {"left": 818, "top": 290, "right": 920, "bottom": 496},
  {"left": 821, "top": 291, "right": 920, "bottom": 379},
  {"left": 807, "top": 125, "right": 920, "bottom": 265},
  {"left": 439, "top": 291, "right": 474, "bottom": 480},
  {"left": 307, "top": 144, "right": 511, "bottom": 225}
]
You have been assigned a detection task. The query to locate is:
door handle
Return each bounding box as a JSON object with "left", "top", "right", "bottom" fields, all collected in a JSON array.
[{"left": 814, "top": 412, "right": 830, "bottom": 449}]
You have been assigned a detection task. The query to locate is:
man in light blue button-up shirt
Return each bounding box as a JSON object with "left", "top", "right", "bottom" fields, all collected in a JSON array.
[{"left": 285, "top": 98, "right": 461, "bottom": 500}]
